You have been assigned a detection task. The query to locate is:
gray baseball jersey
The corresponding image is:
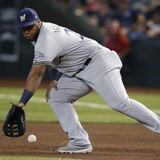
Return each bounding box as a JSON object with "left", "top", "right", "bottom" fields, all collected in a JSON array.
[
  {"left": 31, "top": 22, "right": 160, "bottom": 147},
  {"left": 32, "top": 22, "right": 119, "bottom": 76}
]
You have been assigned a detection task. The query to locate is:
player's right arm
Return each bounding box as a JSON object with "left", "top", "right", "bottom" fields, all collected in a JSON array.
[{"left": 18, "top": 64, "right": 46, "bottom": 107}]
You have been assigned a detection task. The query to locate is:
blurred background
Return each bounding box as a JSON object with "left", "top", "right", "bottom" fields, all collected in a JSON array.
[{"left": 0, "top": 0, "right": 160, "bottom": 87}]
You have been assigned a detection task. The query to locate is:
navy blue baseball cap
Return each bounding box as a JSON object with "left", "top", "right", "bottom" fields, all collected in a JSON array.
[{"left": 17, "top": 8, "right": 39, "bottom": 28}]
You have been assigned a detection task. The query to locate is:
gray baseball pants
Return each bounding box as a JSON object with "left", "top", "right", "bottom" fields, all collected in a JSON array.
[{"left": 48, "top": 49, "right": 160, "bottom": 146}]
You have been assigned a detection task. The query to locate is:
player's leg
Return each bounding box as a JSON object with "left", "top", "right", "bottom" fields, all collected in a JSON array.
[
  {"left": 48, "top": 75, "right": 92, "bottom": 153},
  {"left": 76, "top": 48, "right": 160, "bottom": 133},
  {"left": 82, "top": 68, "right": 160, "bottom": 133}
]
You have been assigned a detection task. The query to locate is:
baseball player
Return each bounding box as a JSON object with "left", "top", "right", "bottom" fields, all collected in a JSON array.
[{"left": 13, "top": 8, "right": 160, "bottom": 153}]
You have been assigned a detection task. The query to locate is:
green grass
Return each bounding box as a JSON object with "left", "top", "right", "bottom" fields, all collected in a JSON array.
[
  {"left": 0, "top": 87, "right": 160, "bottom": 160},
  {"left": 0, "top": 87, "right": 160, "bottom": 123},
  {"left": 0, "top": 156, "right": 75, "bottom": 160}
]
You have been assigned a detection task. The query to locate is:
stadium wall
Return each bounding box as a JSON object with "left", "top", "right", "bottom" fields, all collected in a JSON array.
[{"left": 0, "top": 0, "right": 160, "bottom": 87}]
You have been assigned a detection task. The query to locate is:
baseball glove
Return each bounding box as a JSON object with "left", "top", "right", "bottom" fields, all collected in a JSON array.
[{"left": 3, "top": 104, "right": 25, "bottom": 137}]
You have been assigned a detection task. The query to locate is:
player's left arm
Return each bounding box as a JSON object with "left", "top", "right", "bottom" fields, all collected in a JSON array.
[
  {"left": 18, "top": 64, "right": 46, "bottom": 107},
  {"left": 45, "top": 67, "right": 62, "bottom": 102}
]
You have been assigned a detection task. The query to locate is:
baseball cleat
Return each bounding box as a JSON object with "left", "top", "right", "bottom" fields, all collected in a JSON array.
[{"left": 57, "top": 143, "right": 93, "bottom": 154}]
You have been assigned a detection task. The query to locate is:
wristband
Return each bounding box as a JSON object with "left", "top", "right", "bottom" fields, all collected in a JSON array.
[
  {"left": 19, "top": 89, "right": 33, "bottom": 105},
  {"left": 49, "top": 69, "right": 60, "bottom": 81}
]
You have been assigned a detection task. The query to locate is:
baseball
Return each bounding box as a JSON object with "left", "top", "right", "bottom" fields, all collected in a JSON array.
[{"left": 28, "top": 134, "right": 37, "bottom": 143}]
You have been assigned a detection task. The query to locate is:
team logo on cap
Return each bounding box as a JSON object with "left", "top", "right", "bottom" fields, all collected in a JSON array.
[{"left": 20, "top": 14, "right": 26, "bottom": 22}]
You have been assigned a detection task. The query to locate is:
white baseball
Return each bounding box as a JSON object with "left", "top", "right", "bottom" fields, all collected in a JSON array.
[{"left": 28, "top": 134, "right": 37, "bottom": 143}]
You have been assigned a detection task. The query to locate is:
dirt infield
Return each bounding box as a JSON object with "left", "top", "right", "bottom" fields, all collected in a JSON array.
[{"left": 0, "top": 122, "right": 160, "bottom": 160}]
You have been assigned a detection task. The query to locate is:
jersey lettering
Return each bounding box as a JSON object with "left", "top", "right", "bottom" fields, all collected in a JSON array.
[
  {"left": 51, "top": 26, "right": 60, "bottom": 32},
  {"left": 64, "top": 28, "right": 84, "bottom": 40}
]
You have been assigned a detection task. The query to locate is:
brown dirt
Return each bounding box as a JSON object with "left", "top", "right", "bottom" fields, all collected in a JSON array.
[{"left": 0, "top": 122, "right": 160, "bottom": 160}]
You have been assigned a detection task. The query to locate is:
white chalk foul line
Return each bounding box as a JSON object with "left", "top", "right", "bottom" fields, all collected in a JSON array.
[
  {"left": 0, "top": 93, "right": 160, "bottom": 114},
  {"left": 0, "top": 93, "right": 107, "bottom": 109}
]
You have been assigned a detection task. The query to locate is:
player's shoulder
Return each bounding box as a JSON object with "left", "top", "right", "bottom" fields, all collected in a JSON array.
[
  {"left": 37, "top": 22, "right": 59, "bottom": 40},
  {"left": 42, "top": 22, "right": 61, "bottom": 32},
  {"left": 35, "top": 22, "right": 61, "bottom": 47}
]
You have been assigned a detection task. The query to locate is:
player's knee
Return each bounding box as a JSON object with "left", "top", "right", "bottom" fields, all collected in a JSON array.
[
  {"left": 108, "top": 96, "right": 131, "bottom": 112},
  {"left": 48, "top": 89, "right": 69, "bottom": 104}
]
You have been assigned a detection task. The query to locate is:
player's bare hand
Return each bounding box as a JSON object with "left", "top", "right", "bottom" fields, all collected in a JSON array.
[{"left": 46, "top": 80, "right": 57, "bottom": 102}]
